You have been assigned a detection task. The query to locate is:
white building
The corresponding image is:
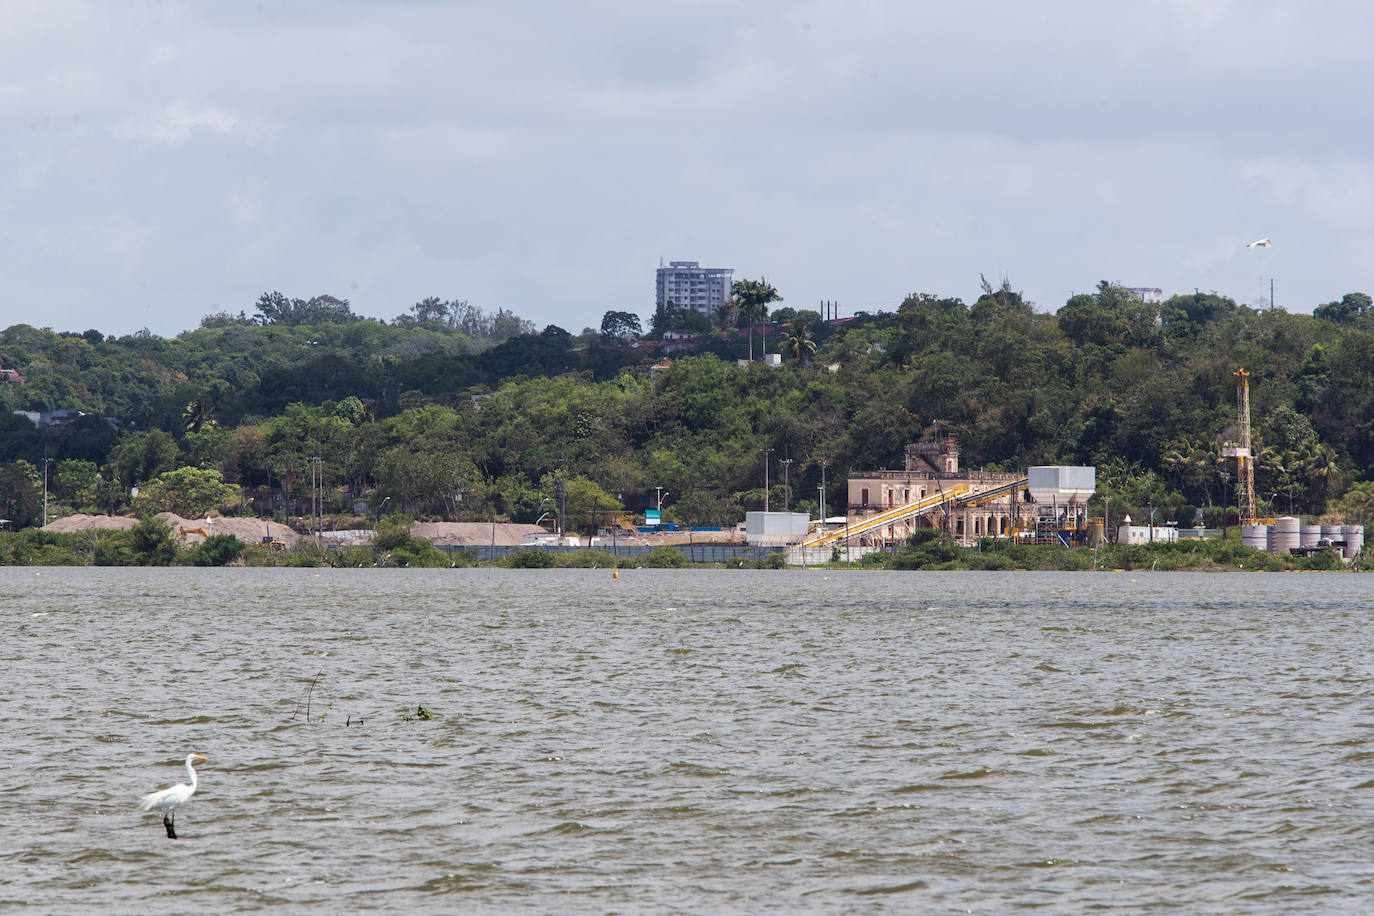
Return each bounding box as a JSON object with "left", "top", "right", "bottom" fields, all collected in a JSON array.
[
  {"left": 1116, "top": 524, "right": 1178, "bottom": 545},
  {"left": 656, "top": 260, "right": 733, "bottom": 316},
  {"left": 1125, "top": 287, "right": 1163, "bottom": 304}
]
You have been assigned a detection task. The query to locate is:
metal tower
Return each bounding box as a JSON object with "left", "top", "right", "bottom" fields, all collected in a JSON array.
[{"left": 1222, "top": 368, "right": 1257, "bottom": 525}]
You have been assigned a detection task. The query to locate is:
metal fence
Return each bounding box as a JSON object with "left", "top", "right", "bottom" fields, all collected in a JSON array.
[{"left": 435, "top": 543, "right": 783, "bottom": 564}]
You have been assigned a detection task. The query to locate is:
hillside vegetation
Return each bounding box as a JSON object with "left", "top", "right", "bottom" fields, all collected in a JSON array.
[{"left": 3, "top": 283, "right": 1373, "bottom": 536}]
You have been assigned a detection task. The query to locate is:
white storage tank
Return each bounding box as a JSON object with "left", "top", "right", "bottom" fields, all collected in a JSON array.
[
  {"left": 1301, "top": 524, "right": 1322, "bottom": 548},
  {"left": 1342, "top": 525, "right": 1364, "bottom": 558},
  {"left": 1241, "top": 524, "right": 1268, "bottom": 550},
  {"left": 1026, "top": 466, "right": 1096, "bottom": 505},
  {"left": 1270, "top": 516, "right": 1301, "bottom": 554},
  {"left": 1322, "top": 524, "right": 1344, "bottom": 544}
]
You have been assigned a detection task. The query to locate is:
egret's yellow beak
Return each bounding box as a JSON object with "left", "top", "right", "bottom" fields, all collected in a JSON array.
[{"left": 194, "top": 754, "right": 209, "bottom": 761}]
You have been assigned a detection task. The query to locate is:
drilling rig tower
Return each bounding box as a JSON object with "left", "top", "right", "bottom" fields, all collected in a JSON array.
[{"left": 1221, "top": 368, "right": 1257, "bottom": 525}]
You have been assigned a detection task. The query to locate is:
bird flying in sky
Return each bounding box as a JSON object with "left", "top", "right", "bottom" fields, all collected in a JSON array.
[{"left": 1246, "top": 238, "right": 1272, "bottom": 248}]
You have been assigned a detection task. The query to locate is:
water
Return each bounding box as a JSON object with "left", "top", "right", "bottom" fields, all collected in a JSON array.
[{"left": 2, "top": 568, "right": 1373, "bottom": 912}]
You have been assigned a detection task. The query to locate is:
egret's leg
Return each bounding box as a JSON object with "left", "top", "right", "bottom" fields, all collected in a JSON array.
[{"left": 164, "top": 813, "right": 177, "bottom": 839}]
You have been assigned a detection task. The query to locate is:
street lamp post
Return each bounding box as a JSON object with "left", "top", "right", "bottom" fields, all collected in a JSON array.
[
  {"left": 781, "top": 458, "right": 793, "bottom": 511},
  {"left": 818, "top": 459, "right": 829, "bottom": 522},
  {"left": 761, "top": 447, "right": 774, "bottom": 512}
]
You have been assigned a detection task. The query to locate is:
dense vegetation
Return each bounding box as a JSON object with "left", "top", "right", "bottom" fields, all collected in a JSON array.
[{"left": 3, "top": 281, "right": 1374, "bottom": 544}]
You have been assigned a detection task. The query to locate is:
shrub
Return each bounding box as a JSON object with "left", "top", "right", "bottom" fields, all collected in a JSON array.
[
  {"left": 505, "top": 549, "right": 556, "bottom": 568},
  {"left": 190, "top": 533, "right": 246, "bottom": 567},
  {"left": 131, "top": 516, "right": 178, "bottom": 566},
  {"left": 643, "top": 546, "right": 690, "bottom": 567}
]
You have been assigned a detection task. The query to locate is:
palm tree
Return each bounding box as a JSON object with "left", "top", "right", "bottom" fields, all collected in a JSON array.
[
  {"left": 183, "top": 396, "right": 217, "bottom": 434},
  {"left": 1302, "top": 442, "right": 1342, "bottom": 513},
  {"left": 780, "top": 317, "right": 816, "bottom": 365},
  {"left": 731, "top": 278, "right": 782, "bottom": 361}
]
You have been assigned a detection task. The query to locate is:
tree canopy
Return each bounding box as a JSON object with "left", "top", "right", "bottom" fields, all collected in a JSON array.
[{"left": 3, "top": 279, "right": 1374, "bottom": 535}]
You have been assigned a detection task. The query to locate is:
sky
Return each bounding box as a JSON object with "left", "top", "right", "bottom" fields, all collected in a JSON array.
[{"left": 1, "top": 0, "right": 1370, "bottom": 337}]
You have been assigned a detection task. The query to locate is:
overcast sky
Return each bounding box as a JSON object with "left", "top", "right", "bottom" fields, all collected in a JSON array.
[{"left": 1, "top": 0, "right": 1369, "bottom": 337}]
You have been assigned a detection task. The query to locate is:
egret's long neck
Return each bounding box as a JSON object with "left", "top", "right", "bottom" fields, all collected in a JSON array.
[{"left": 185, "top": 758, "right": 199, "bottom": 791}]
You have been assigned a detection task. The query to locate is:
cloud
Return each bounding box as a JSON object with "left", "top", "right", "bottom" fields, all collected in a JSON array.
[
  {"left": 126, "top": 101, "right": 240, "bottom": 145},
  {"left": 0, "top": 0, "right": 1371, "bottom": 336}
]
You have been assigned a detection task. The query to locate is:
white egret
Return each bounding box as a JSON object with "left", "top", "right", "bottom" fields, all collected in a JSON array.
[
  {"left": 1246, "top": 238, "right": 1272, "bottom": 248},
  {"left": 140, "top": 753, "right": 208, "bottom": 839}
]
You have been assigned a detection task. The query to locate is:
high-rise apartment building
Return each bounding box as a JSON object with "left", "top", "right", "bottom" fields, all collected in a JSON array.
[{"left": 656, "top": 260, "right": 733, "bottom": 315}]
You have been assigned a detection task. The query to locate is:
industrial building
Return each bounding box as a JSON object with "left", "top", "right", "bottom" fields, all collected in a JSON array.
[{"left": 819, "top": 438, "right": 1096, "bottom": 548}]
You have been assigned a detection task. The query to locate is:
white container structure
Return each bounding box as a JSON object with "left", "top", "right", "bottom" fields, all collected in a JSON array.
[
  {"left": 1270, "top": 516, "right": 1301, "bottom": 554},
  {"left": 1342, "top": 525, "right": 1364, "bottom": 558},
  {"left": 1322, "top": 525, "right": 1344, "bottom": 545},
  {"left": 1117, "top": 525, "right": 1179, "bottom": 545},
  {"left": 1241, "top": 524, "right": 1268, "bottom": 550},
  {"left": 1027, "top": 466, "right": 1096, "bottom": 504},
  {"left": 745, "top": 511, "right": 811, "bottom": 546},
  {"left": 1301, "top": 525, "right": 1322, "bottom": 549},
  {"left": 1027, "top": 466, "right": 1096, "bottom": 530}
]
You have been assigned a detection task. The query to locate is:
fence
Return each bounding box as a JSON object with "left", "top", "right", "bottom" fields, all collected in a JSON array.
[{"left": 435, "top": 543, "right": 784, "bottom": 564}]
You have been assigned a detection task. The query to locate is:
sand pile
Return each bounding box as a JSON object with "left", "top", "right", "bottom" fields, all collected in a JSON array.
[
  {"left": 409, "top": 521, "right": 547, "bottom": 547},
  {"left": 42, "top": 513, "right": 139, "bottom": 533},
  {"left": 43, "top": 513, "right": 300, "bottom": 546}
]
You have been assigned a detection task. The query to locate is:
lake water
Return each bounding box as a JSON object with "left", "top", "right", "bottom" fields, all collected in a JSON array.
[{"left": 2, "top": 568, "right": 1373, "bottom": 912}]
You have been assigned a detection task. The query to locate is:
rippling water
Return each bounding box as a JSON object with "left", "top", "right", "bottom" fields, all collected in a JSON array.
[{"left": 2, "top": 568, "right": 1373, "bottom": 912}]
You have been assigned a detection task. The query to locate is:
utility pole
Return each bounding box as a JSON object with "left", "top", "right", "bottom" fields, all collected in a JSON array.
[
  {"left": 655, "top": 486, "right": 665, "bottom": 515},
  {"left": 309, "top": 457, "right": 324, "bottom": 547},
  {"left": 781, "top": 458, "right": 793, "bottom": 511},
  {"left": 818, "top": 459, "right": 830, "bottom": 521},
  {"left": 42, "top": 456, "right": 53, "bottom": 528},
  {"left": 761, "top": 447, "right": 774, "bottom": 512},
  {"left": 558, "top": 456, "right": 568, "bottom": 538}
]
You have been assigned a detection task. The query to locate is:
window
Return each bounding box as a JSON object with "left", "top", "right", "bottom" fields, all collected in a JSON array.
[{"left": 861, "top": 488, "right": 869, "bottom": 506}]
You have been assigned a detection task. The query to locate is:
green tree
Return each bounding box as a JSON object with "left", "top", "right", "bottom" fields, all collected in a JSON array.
[
  {"left": 130, "top": 466, "right": 240, "bottom": 518},
  {"left": 108, "top": 429, "right": 181, "bottom": 487},
  {"left": 1336, "top": 481, "right": 1374, "bottom": 524},
  {"left": 0, "top": 460, "right": 42, "bottom": 528},
  {"left": 1313, "top": 292, "right": 1372, "bottom": 324},
  {"left": 599, "top": 310, "right": 643, "bottom": 342},
  {"left": 253, "top": 292, "right": 357, "bottom": 326},
  {"left": 54, "top": 459, "right": 100, "bottom": 509}
]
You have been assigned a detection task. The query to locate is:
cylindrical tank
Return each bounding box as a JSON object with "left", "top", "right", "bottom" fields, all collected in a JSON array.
[
  {"left": 1241, "top": 524, "right": 1268, "bottom": 551},
  {"left": 1322, "top": 525, "right": 1344, "bottom": 544},
  {"left": 1343, "top": 525, "right": 1364, "bottom": 558},
  {"left": 1301, "top": 524, "right": 1322, "bottom": 548},
  {"left": 1087, "top": 518, "right": 1105, "bottom": 546},
  {"left": 1271, "top": 516, "right": 1301, "bottom": 554}
]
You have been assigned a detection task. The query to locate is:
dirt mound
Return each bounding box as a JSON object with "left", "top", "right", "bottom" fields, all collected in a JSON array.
[
  {"left": 42, "top": 513, "right": 139, "bottom": 533},
  {"left": 409, "top": 521, "right": 547, "bottom": 547},
  {"left": 42, "top": 513, "right": 299, "bottom": 546},
  {"left": 159, "top": 514, "right": 300, "bottom": 546}
]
